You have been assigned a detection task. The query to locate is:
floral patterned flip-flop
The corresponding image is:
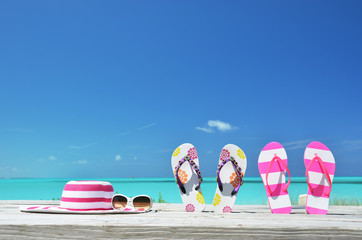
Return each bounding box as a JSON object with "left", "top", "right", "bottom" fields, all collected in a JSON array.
[
  {"left": 212, "top": 144, "right": 247, "bottom": 213},
  {"left": 171, "top": 143, "right": 205, "bottom": 212}
]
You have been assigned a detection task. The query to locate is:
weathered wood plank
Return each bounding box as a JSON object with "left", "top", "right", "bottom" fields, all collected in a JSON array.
[{"left": 0, "top": 201, "right": 361, "bottom": 239}]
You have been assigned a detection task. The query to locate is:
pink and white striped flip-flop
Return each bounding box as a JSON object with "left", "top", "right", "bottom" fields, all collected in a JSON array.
[
  {"left": 258, "top": 142, "right": 292, "bottom": 214},
  {"left": 304, "top": 141, "right": 335, "bottom": 215}
]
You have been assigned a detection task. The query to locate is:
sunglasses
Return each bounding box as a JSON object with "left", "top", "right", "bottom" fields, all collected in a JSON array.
[{"left": 111, "top": 194, "right": 153, "bottom": 212}]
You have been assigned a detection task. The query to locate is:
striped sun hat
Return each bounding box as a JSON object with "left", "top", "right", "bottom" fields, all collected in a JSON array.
[{"left": 19, "top": 181, "right": 121, "bottom": 214}]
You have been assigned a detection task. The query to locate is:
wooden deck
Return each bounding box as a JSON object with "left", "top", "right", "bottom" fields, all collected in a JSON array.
[{"left": 1, "top": 201, "right": 361, "bottom": 239}]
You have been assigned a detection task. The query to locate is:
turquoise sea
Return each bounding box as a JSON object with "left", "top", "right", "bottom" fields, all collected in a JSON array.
[{"left": 1, "top": 177, "right": 361, "bottom": 205}]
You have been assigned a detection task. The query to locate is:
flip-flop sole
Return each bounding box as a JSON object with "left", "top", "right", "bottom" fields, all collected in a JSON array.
[
  {"left": 258, "top": 142, "right": 291, "bottom": 214},
  {"left": 304, "top": 141, "right": 335, "bottom": 215},
  {"left": 212, "top": 144, "right": 247, "bottom": 213},
  {"left": 171, "top": 143, "right": 205, "bottom": 212}
]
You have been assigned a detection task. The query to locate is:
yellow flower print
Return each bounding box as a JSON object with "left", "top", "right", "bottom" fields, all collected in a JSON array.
[
  {"left": 196, "top": 192, "right": 205, "bottom": 204},
  {"left": 213, "top": 193, "right": 221, "bottom": 206},
  {"left": 237, "top": 149, "right": 245, "bottom": 159},
  {"left": 173, "top": 147, "right": 180, "bottom": 157}
]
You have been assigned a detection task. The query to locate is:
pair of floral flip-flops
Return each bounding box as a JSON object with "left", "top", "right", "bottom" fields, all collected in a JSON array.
[
  {"left": 258, "top": 141, "right": 335, "bottom": 215},
  {"left": 171, "top": 143, "right": 247, "bottom": 213}
]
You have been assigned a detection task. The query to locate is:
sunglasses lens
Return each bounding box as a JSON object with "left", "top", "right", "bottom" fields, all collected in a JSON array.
[
  {"left": 133, "top": 196, "right": 151, "bottom": 211},
  {"left": 112, "top": 195, "right": 128, "bottom": 210}
]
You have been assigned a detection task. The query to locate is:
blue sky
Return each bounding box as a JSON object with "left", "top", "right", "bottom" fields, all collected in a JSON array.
[{"left": 0, "top": 1, "right": 361, "bottom": 179}]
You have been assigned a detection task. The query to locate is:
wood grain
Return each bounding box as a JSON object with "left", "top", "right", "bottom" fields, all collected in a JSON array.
[{"left": 1, "top": 201, "right": 361, "bottom": 239}]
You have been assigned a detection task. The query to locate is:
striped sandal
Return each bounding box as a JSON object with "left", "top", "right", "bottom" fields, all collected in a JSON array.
[
  {"left": 258, "top": 142, "right": 292, "bottom": 214},
  {"left": 304, "top": 141, "right": 335, "bottom": 215}
]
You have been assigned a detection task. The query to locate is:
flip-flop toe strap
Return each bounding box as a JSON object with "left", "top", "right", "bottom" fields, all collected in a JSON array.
[
  {"left": 175, "top": 155, "right": 203, "bottom": 194},
  {"left": 216, "top": 156, "right": 244, "bottom": 196},
  {"left": 265, "top": 155, "right": 291, "bottom": 195},
  {"left": 305, "top": 154, "right": 332, "bottom": 196}
]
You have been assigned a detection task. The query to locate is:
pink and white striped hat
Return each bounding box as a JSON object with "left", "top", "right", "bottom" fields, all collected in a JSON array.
[{"left": 20, "top": 181, "right": 121, "bottom": 214}]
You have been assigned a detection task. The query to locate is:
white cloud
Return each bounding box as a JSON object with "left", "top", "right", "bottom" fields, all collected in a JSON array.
[
  {"left": 68, "top": 143, "right": 96, "bottom": 150},
  {"left": 196, "top": 120, "right": 237, "bottom": 133},
  {"left": 0, "top": 166, "right": 20, "bottom": 174},
  {"left": 133, "top": 156, "right": 137, "bottom": 161},
  {"left": 283, "top": 139, "right": 313, "bottom": 150},
  {"left": 72, "top": 160, "right": 88, "bottom": 165},
  {"left": 48, "top": 155, "right": 56, "bottom": 161},
  {"left": 136, "top": 123, "right": 156, "bottom": 131},
  {"left": 208, "top": 120, "right": 235, "bottom": 132},
  {"left": 342, "top": 140, "right": 362, "bottom": 151},
  {"left": 115, "top": 155, "right": 122, "bottom": 161},
  {"left": 195, "top": 127, "right": 214, "bottom": 133},
  {"left": 0, "top": 166, "right": 25, "bottom": 179},
  {"left": 283, "top": 139, "right": 362, "bottom": 152},
  {"left": 119, "top": 132, "right": 129, "bottom": 136}
]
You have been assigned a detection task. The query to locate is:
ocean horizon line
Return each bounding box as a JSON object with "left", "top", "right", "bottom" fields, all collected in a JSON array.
[{"left": 1, "top": 176, "right": 362, "bottom": 183}]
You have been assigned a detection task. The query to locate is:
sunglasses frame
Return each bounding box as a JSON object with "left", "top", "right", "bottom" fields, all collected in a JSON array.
[{"left": 111, "top": 194, "right": 153, "bottom": 212}]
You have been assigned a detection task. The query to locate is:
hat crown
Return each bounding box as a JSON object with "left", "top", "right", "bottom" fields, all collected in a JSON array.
[{"left": 60, "top": 181, "right": 114, "bottom": 211}]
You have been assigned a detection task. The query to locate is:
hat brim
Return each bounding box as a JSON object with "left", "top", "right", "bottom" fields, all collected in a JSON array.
[{"left": 19, "top": 205, "right": 149, "bottom": 214}]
